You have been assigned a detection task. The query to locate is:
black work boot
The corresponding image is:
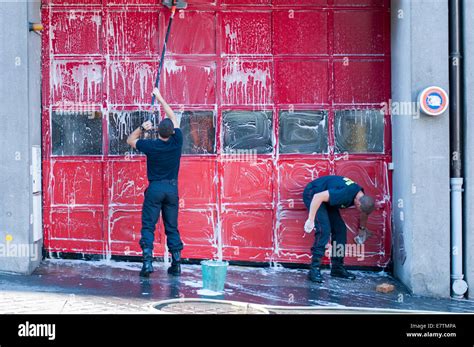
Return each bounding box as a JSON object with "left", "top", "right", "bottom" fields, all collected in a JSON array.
[
  {"left": 308, "top": 258, "right": 324, "bottom": 283},
  {"left": 167, "top": 251, "right": 181, "bottom": 276},
  {"left": 330, "top": 258, "right": 356, "bottom": 280},
  {"left": 139, "top": 248, "right": 154, "bottom": 277}
]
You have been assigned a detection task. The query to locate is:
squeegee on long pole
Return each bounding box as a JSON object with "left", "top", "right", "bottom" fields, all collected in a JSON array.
[
  {"left": 152, "top": 4, "right": 175, "bottom": 107},
  {"left": 151, "top": 0, "right": 187, "bottom": 107}
]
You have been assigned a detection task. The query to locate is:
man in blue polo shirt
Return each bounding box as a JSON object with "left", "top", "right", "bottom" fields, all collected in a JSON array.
[
  {"left": 302, "top": 175, "right": 375, "bottom": 283},
  {"left": 127, "top": 88, "right": 184, "bottom": 277}
]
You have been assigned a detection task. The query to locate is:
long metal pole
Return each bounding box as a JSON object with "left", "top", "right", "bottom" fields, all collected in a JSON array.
[{"left": 151, "top": 3, "right": 176, "bottom": 107}]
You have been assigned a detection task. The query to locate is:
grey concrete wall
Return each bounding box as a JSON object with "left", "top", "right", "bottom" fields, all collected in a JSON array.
[
  {"left": 391, "top": 0, "right": 451, "bottom": 297},
  {"left": 0, "top": 1, "right": 42, "bottom": 274},
  {"left": 463, "top": 0, "right": 474, "bottom": 299}
]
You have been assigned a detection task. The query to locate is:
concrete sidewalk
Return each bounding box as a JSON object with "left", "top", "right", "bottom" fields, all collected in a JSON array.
[{"left": 0, "top": 259, "right": 473, "bottom": 314}]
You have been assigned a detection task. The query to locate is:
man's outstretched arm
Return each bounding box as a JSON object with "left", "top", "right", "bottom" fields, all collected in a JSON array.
[
  {"left": 127, "top": 120, "right": 153, "bottom": 149},
  {"left": 305, "top": 190, "right": 330, "bottom": 232},
  {"left": 152, "top": 88, "right": 179, "bottom": 128}
]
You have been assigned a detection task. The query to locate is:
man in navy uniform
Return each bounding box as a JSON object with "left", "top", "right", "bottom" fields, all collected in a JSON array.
[
  {"left": 127, "top": 87, "right": 184, "bottom": 277},
  {"left": 302, "top": 175, "right": 375, "bottom": 283}
]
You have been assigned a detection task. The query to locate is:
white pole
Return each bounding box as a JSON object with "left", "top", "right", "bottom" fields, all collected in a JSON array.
[{"left": 450, "top": 177, "right": 468, "bottom": 298}]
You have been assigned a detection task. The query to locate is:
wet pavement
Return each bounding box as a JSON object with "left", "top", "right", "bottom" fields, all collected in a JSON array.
[{"left": 0, "top": 259, "right": 473, "bottom": 314}]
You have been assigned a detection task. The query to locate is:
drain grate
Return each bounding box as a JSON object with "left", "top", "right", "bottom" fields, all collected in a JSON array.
[{"left": 150, "top": 299, "right": 269, "bottom": 314}]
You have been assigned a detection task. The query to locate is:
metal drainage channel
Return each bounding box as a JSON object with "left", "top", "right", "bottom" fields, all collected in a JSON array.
[
  {"left": 148, "top": 300, "right": 441, "bottom": 315},
  {"left": 149, "top": 299, "right": 270, "bottom": 314}
]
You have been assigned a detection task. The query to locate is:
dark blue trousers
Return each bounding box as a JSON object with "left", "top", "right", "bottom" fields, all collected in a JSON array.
[
  {"left": 139, "top": 180, "right": 184, "bottom": 252},
  {"left": 303, "top": 186, "right": 347, "bottom": 262}
]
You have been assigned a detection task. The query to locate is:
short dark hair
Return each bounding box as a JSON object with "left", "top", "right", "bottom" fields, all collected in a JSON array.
[
  {"left": 360, "top": 195, "right": 375, "bottom": 214},
  {"left": 158, "top": 118, "right": 174, "bottom": 139}
]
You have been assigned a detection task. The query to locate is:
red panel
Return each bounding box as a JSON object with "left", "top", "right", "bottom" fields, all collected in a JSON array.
[
  {"left": 162, "top": 59, "right": 216, "bottom": 105},
  {"left": 166, "top": 11, "right": 216, "bottom": 55},
  {"left": 334, "top": 11, "right": 384, "bottom": 55},
  {"left": 221, "top": 12, "right": 271, "bottom": 55},
  {"left": 109, "top": 243, "right": 142, "bottom": 256},
  {"left": 334, "top": 160, "right": 389, "bottom": 203},
  {"left": 46, "top": 240, "right": 105, "bottom": 254},
  {"left": 222, "top": 210, "right": 273, "bottom": 248},
  {"left": 105, "top": 10, "right": 159, "bottom": 56},
  {"left": 275, "top": 60, "right": 329, "bottom": 104},
  {"left": 339, "top": 208, "right": 389, "bottom": 267},
  {"left": 52, "top": 61, "right": 103, "bottom": 105},
  {"left": 178, "top": 159, "right": 217, "bottom": 207},
  {"left": 221, "top": 59, "right": 272, "bottom": 105},
  {"left": 277, "top": 209, "right": 313, "bottom": 251},
  {"left": 109, "top": 161, "right": 147, "bottom": 205},
  {"left": 273, "top": 0, "right": 327, "bottom": 4},
  {"left": 274, "top": 250, "right": 312, "bottom": 263},
  {"left": 107, "top": 60, "right": 157, "bottom": 105},
  {"left": 222, "top": 160, "right": 273, "bottom": 205},
  {"left": 334, "top": 60, "right": 385, "bottom": 104},
  {"left": 109, "top": 209, "right": 150, "bottom": 243},
  {"left": 52, "top": 10, "right": 102, "bottom": 55},
  {"left": 273, "top": 11, "right": 328, "bottom": 55},
  {"left": 51, "top": 161, "right": 103, "bottom": 205},
  {"left": 222, "top": 247, "right": 273, "bottom": 262},
  {"left": 51, "top": 0, "right": 101, "bottom": 4},
  {"left": 278, "top": 160, "right": 330, "bottom": 207},
  {"left": 181, "top": 247, "right": 214, "bottom": 260},
  {"left": 221, "top": 0, "right": 270, "bottom": 4},
  {"left": 108, "top": 208, "right": 165, "bottom": 256},
  {"left": 107, "top": 0, "right": 160, "bottom": 4},
  {"left": 187, "top": 0, "right": 216, "bottom": 4},
  {"left": 51, "top": 209, "right": 103, "bottom": 240},
  {"left": 179, "top": 210, "right": 216, "bottom": 249},
  {"left": 334, "top": 0, "right": 385, "bottom": 6}
]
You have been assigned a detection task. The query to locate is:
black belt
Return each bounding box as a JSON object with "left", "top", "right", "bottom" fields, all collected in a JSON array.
[{"left": 150, "top": 179, "right": 177, "bottom": 185}]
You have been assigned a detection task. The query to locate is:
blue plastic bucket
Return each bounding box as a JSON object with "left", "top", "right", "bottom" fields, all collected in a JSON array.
[{"left": 201, "top": 260, "right": 229, "bottom": 293}]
